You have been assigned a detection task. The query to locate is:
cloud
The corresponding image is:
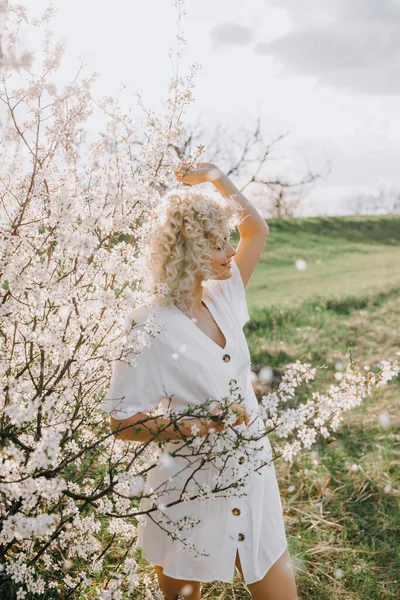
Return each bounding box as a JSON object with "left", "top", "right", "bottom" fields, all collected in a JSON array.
[
  {"left": 266, "top": 0, "right": 400, "bottom": 25},
  {"left": 256, "top": 0, "right": 400, "bottom": 95},
  {"left": 210, "top": 21, "right": 254, "bottom": 49}
]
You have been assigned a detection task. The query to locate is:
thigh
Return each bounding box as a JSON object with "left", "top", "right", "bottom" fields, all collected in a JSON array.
[
  {"left": 155, "top": 565, "right": 201, "bottom": 600},
  {"left": 235, "top": 549, "right": 244, "bottom": 577},
  {"left": 236, "top": 547, "right": 299, "bottom": 600}
]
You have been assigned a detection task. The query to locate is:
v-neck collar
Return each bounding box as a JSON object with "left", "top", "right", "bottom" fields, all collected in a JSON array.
[{"left": 169, "top": 292, "right": 228, "bottom": 352}]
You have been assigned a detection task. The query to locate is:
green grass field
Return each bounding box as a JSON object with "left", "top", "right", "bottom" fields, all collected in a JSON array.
[
  {"left": 246, "top": 215, "right": 400, "bottom": 309},
  {"left": 135, "top": 215, "right": 400, "bottom": 600}
]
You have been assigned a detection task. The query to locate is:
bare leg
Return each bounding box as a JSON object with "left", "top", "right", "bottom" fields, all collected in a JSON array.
[
  {"left": 155, "top": 565, "right": 201, "bottom": 600},
  {"left": 235, "top": 547, "right": 299, "bottom": 600}
]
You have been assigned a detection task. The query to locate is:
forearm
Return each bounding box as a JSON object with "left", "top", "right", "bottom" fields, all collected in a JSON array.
[
  {"left": 212, "top": 173, "right": 269, "bottom": 238},
  {"left": 111, "top": 413, "right": 223, "bottom": 442}
]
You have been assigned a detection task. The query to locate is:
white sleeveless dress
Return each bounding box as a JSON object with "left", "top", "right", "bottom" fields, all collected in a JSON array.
[{"left": 101, "top": 259, "right": 288, "bottom": 584}]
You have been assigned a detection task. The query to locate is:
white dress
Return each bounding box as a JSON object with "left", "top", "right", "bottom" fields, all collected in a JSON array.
[{"left": 101, "top": 259, "right": 288, "bottom": 584}]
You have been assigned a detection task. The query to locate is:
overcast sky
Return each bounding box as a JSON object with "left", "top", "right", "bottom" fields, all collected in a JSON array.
[{"left": 27, "top": 0, "right": 400, "bottom": 216}]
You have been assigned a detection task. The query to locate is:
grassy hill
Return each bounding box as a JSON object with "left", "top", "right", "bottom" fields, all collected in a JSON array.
[
  {"left": 240, "top": 215, "right": 400, "bottom": 369},
  {"left": 245, "top": 215, "right": 400, "bottom": 309}
]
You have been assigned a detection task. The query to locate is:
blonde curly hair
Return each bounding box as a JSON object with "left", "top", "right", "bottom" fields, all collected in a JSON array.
[{"left": 143, "top": 187, "right": 241, "bottom": 317}]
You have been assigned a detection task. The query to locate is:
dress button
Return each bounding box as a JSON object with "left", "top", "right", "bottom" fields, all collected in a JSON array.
[
  {"left": 232, "top": 508, "right": 241, "bottom": 516},
  {"left": 223, "top": 354, "right": 231, "bottom": 362},
  {"left": 238, "top": 456, "right": 245, "bottom": 464},
  {"left": 238, "top": 533, "right": 245, "bottom": 542},
  {"left": 229, "top": 378, "right": 237, "bottom": 385}
]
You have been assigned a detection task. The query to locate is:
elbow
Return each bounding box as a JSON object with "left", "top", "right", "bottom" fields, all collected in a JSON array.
[
  {"left": 110, "top": 417, "right": 122, "bottom": 440},
  {"left": 112, "top": 427, "right": 122, "bottom": 440},
  {"left": 254, "top": 224, "right": 269, "bottom": 239},
  {"left": 109, "top": 416, "right": 127, "bottom": 440},
  {"left": 109, "top": 413, "right": 148, "bottom": 442}
]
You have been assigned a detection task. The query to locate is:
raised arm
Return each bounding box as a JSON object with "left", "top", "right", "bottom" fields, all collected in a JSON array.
[{"left": 211, "top": 167, "right": 269, "bottom": 288}]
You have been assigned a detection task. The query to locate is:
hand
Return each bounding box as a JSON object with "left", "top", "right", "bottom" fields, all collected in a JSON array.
[
  {"left": 208, "top": 402, "right": 249, "bottom": 430},
  {"left": 229, "top": 402, "right": 250, "bottom": 427},
  {"left": 206, "top": 404, "right": 228, "bottom": 432},
  {"left": 174, "top": 162, "right": 223, "bottom": 185}
]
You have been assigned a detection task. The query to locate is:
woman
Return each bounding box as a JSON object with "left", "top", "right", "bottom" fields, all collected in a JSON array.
[{"left": 101, "top": 163, "right": 299, "bottom": 600}]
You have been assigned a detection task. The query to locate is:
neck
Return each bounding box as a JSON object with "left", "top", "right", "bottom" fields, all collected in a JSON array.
[
  {"left": 181, "top": 277, "right": 208, "bottom": 315},
  {"left": 188, "top": 282, "right": 206, "bottom": 314}
]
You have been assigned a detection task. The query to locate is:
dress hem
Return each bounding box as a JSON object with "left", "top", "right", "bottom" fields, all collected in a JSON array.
[{"left": 140, "top": 539, "right": 289, "bottom": 585}]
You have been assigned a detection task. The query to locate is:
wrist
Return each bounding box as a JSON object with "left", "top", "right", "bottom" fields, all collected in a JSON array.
[
  {"left": 206, "top": 414, "right": 227, "bottom": 433},
  {"left": 197, "top": 415, "right": 226, "bottom": 435}
]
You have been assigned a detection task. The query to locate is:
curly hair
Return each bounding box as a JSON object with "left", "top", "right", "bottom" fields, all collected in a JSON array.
[{"left": 142, "top": 187, "right": 241, "bottom": 317}]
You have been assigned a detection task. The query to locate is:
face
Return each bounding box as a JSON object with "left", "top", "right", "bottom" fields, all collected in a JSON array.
[{"left": 209, "top": 220, "right": 236, "bottom": 279}]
